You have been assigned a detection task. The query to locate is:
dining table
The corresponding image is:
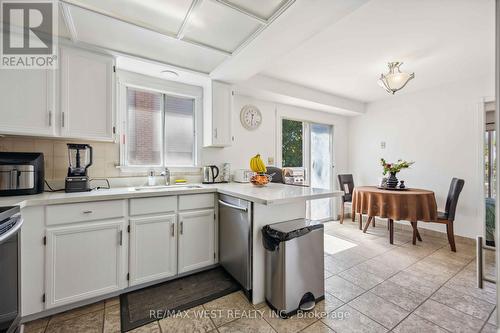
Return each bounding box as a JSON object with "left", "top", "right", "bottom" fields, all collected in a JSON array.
[{"left": 351, "top": 186, "right": 438, "bottom": 245}]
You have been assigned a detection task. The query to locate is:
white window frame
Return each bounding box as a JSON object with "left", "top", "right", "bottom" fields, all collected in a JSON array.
[{"left": 116, "top": 70, "right": 203, "bottom": 172}]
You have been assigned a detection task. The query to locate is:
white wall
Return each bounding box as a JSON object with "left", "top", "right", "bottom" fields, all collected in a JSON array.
[
  {"left": 202, "top": 94, "right": 350, "bottom": 181},
  {"left": 348, "top": 75, "right": 495, "bottom": 239}
]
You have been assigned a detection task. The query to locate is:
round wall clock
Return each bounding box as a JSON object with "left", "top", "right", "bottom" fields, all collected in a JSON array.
[{"left": 240, "top": 105, "right": 262, "bottom": 130}]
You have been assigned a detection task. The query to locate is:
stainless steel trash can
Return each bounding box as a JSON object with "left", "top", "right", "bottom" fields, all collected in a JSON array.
[{"left": 262, "top": 219, "right": 324, "bottom": 317}]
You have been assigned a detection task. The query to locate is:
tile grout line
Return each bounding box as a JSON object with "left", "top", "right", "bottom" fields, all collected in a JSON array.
[
  {"left": 478, "top": 307, "right": 497, "bottom": 332},
  {"left": 392, "top": 254, "right": 478, "bottom": 333},
  {"left": 324, "top": 226, "right": 412, "bottom": 276},
  {"left": 202, "top": 302, "right": 222, "bottom": 332},
  {"left": 341, "top": 242, "right": 452, "bottom": 331}
]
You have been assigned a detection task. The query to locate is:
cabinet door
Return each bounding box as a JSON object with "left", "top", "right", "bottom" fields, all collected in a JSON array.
[
  {"left": 178, "top": 209, "right": 215, "bottom": 274},
  {"left": 129, "top": 214, "right": 177, "bottom": 286},
  {"left": 60, "top": 47, "right": 114, "bottom": 141},
  {"left": 0, "top": 69, "right": 54, "bottom": 136},
  {"left": 211, "top": 81, "right": 232, "bottom": 147},
  {"left": 45, "top": 219, "right": 126, "bottom": 309}
]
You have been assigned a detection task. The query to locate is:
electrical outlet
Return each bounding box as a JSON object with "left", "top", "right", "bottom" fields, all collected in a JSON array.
[
  {"left": 268, "top": 157, "right": 275, "bottom": 165},
  {"left": 380, "top": 141, "right": 386, "bottom": 149}
]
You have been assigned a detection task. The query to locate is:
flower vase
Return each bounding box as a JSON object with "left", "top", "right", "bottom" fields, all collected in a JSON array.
[{"left": 386, "top": 172, "right": 398, "bottom": 188}]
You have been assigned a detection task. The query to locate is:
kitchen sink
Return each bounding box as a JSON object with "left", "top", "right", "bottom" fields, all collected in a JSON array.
[{"left": 132, "top": 185, "right": 203, "bottom": 191}]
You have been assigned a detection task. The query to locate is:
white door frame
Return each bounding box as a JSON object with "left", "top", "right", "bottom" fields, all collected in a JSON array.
[
  {"left": 476, "top": 97, "right": 496, "bottom": 242},
  {"left": 495, "top": 0, "right": 500, "bottom": 320}
]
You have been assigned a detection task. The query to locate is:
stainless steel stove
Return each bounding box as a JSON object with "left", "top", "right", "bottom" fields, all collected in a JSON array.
[{"left": 0, "top": 206, "right": 23, "bottom": 333}]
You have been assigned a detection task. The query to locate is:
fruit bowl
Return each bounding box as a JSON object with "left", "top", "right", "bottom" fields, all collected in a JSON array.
[{"left": 250, "top": 173, "right": 272, "bottom": 186}]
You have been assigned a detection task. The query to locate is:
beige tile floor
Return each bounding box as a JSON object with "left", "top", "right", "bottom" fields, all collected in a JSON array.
[{"left": 23, "top": 219, "right": 497, "bottom": 333}]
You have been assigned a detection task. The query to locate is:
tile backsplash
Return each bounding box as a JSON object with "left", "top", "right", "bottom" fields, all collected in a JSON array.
[{"left": 0, "top": 137, "right": 121, "bottom": 180}]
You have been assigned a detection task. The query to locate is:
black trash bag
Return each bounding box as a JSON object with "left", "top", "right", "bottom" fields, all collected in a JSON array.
[{"left": 262, "top": 222, "right": 322, "bottom": 251}]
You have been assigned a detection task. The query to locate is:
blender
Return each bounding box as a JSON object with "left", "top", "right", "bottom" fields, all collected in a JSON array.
[{"left": 65, "top": 143, "right": 93, "bottom": 193}]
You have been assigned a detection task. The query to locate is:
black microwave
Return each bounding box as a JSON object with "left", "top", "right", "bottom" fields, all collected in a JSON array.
[{"left": 0, "top": 153, "right": 44, "bottom": 196}]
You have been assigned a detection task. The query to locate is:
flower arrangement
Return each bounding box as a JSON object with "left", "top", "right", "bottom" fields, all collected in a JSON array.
[{"left": 380, "top": 158, "right": 414, "bottom": 175}]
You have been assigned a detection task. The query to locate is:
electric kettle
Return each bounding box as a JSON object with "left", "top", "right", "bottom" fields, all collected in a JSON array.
[{"left": 202, "top": 165, "right": 219, "bottom": 184}]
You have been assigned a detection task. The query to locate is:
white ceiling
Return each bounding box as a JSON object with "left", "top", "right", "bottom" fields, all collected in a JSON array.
[
  {"left": 262, "top": 0, "right": 496, "bottom": 102},
  {"left": 57, "top": 0, "right": 496, "bottom": 110}
]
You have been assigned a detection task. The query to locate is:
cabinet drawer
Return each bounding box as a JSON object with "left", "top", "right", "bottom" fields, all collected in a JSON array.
[
  {"left": 179, "top": 194, "right": 215, "bottom": 211},
  {"left": 46, "top": 200, "right": 125, "bottom": 225},
  {"left": 130, "top": 196, "right": 177, "bottom": 216}
]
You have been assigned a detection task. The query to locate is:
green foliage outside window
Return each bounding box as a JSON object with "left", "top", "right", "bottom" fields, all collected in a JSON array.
[{"left": 282, "top": 119, "right": 303, "bottom": 167}]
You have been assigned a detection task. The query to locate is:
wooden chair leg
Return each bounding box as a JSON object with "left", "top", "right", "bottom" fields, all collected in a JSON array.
[
  {"left": 358, "top": 214, "right": 363, "bottom": 230},
  {"left": 363, "top": 216, "right": 373, "bottom": 233},
  {"left": 410, "top": 222, "right": 417, "bottom": 245},
  {"left": 352, "top": 211, "right": 356, "bottom": 222},
  {"left": 446, "top": 222, "right": 456, "bottom": 252},
  {"left": 389, "top": 219, "right": 394, "bottom": 244},
  {"left": 416, "top": 227, "right": 422, "bottom": 242},
  {"left": 372, "top": 218, "right": 375, "bottom": 228},
  {"left": 340, "top": 203, "right": 344, "bottom": 224}
]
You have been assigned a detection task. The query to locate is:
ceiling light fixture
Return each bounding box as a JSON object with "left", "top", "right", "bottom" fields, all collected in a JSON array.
[
  {"left": 161, "top": 70, "right": 179, "bottom": 78},
  {"left": 378, "top": 62, "right": 415, "bottom": 94}
]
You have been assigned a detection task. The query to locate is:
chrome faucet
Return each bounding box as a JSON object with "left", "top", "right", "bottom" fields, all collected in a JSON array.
[{"left": 161, "top": 167, "right": 171, "bottom": 185}]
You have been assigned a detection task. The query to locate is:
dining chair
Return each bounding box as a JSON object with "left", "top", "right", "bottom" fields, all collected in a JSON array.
[
  {"left": 432, "top": 178, "right": 465, "bottom": 252},
  {"left": 337, "top": 174, "right": 366, "bottom": 226},
  {"left": 266, "top": 166, "right": 284, "bottom": 183}
]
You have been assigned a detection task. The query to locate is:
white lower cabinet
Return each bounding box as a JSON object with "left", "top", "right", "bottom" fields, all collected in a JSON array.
[
  {"left": 129, "top": 214, "right": 177, "bottom": 286},
  {"left": 27, "top": 195, "right": 217, "bottom": 314},
  {"left": 178, "top": 209, "right": 216, "bottom": 274},
  {"left": 44, "top": 219, "right": 126, "bottom": 309}
]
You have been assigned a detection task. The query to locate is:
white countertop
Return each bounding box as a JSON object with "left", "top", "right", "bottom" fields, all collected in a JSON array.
[
  {"left": 0, "top": 182, "right": 343, "bottom": 208},
  {"left": 206, "top": 182, "right": 341, "bottom": 205}
]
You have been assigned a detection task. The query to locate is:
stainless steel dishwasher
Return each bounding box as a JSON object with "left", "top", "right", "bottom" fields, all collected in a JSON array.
[{"left": 218, "top": 194, "right": 252, "bottom": 299}]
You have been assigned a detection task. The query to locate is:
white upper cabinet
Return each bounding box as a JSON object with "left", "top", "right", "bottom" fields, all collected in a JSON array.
[
  {"left": 60, "top": 47, "right": 115, "bottom": 141},
  {"left": 204, "top": 81, "right": 232, "bottom": 147},
  {"left": 0, "top": 69, "right": 55, "bottom": 137}
]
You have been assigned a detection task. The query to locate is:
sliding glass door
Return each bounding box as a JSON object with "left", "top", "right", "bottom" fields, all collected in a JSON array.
[{"left": 280, "top": 118, "right": 335, "bottom": 221}]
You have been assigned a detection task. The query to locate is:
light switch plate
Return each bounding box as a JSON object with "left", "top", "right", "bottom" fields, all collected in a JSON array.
[{"left": 268, "top": 157, "right": 275, "bottom": 165}]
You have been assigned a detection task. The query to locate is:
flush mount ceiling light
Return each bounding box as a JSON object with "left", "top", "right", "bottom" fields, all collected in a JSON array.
[
  {"left": 378, "top": 62, "right": 415, "bottom": 94},
  {"left": 161, "top": 70, "right": 179, "bottom": 78}
]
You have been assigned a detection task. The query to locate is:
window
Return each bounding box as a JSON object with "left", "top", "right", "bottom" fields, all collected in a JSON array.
[
  {"left": 282, "top": 119, "right": 304, "bottom": 167},
  {"left": 124, "top": 86, "right": 196, "bottom": 167},
  {"left": 484, "top": 129, "right": 496, "bottom": 198}
]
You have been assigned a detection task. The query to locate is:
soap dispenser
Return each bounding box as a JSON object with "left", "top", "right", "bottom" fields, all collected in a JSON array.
[{"left": 148, "top": 170, "right": 156, "bottom": 186}]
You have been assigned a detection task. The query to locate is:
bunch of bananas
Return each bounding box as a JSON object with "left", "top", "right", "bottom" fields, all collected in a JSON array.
[{"left": 250, "top": 154, "right": 267, "bottom": 174}]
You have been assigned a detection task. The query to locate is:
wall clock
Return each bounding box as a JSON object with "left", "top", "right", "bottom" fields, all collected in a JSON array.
[{"left": 240, "top": 105, "right": 262, "bottom": 130}]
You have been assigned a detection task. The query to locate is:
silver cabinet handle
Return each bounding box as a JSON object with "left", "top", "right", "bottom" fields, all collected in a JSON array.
[
  {"left": 48, "top": 111, "right": 52, "bottom": 126},
  {"left": 476, "top": 236, "right": 496, "bottom": 288},
  {"left": 218, "top": 200, "right": 248, "bottom": 212},
  {"left": 82, "top": 210, "right": 93, "bottom": 214},
  {"left": 119, "top": 230, "right": 123, "bottom": 246},
  {"left": 180, "top": 221, "right": 183, "bottom": 235},
  {"left": 62, "top": 112, "right": 65, "bottom": 127},
  {"left": 214, "top": 128, "right": 218, "bottom": 139},
  {"left": 170, "top": 222, "right": 174, "bottom": 237}
]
